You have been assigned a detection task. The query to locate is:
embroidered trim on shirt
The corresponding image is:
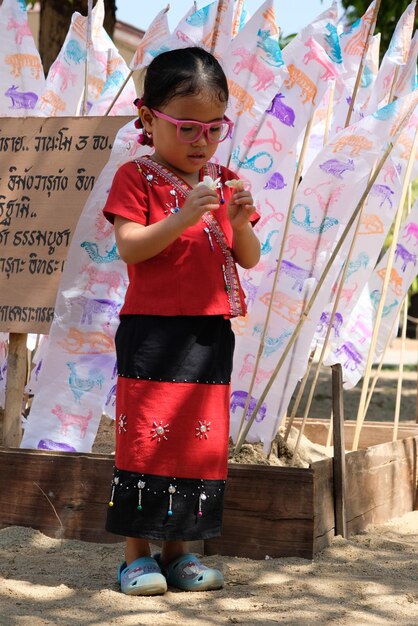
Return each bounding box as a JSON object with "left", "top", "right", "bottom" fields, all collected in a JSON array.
[
  {"left": 201, "top": 211, "right": 243, "bottom": 317},
  {"left": 134, "top": 156, "right": 190, "bottom": 197}
]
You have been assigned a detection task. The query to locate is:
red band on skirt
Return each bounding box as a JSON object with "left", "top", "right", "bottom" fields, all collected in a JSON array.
[{"left": 115, "top": 378, "right": 230, "bottom": 480}]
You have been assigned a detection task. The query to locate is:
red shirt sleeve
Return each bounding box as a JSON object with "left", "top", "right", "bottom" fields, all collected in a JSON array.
[{"left": 103, "top": 161, "right": 148, "bottom": 225}]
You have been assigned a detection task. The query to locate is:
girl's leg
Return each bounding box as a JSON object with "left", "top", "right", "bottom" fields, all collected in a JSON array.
[
  {"left": 160, "top": 540, "right": 188, "bottom": 566},
  {"left": 125, "top": 537, "right": 151, "bottom": 565}
]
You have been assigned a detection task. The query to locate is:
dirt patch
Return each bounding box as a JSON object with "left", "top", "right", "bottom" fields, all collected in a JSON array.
[{"left": 1, "top": 512, "right": 418, "bottom": 625}]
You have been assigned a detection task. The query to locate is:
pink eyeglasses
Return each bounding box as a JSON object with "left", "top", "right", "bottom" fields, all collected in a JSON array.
[{"left": 151, "top": 109, "right": 233, "bottom": 144}]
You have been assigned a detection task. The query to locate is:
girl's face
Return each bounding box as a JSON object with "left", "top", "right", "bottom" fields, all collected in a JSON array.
[{"left": 141, "top": 89, "right": 227, "bottom": 184}]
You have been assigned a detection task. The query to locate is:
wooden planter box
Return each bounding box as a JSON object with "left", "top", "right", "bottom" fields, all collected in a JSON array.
[
  {"left": 206, "top": 436, "right": 418, "bottom": 559},
  {"left": 0, "top": 424, "right": 417, "bottom": 559}
]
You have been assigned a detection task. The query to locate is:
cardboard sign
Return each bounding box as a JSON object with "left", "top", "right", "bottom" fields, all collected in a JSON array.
[{"left": 0, "top": 116, "right": 131, "bottom": 334}]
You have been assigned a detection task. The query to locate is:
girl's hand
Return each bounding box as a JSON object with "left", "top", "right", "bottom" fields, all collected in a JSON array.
[
  {"left": 178, "top": 185, "right": 220, "bottom": 228},
  {"left": 227, "top": 189, "right": 256, "bottom": 231}
]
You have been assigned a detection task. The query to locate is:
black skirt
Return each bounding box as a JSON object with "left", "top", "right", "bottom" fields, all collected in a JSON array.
[{"left": 106, "top": 314, "right": 235, "bottom": 541}]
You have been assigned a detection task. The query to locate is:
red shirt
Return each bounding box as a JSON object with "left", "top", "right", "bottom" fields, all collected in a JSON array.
[{"left": 103, "top": 157, "right": 257, "bottom": 318}]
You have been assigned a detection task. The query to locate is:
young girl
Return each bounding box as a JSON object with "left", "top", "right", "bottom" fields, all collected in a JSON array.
[{"left": 103, "top": 47, "right": 260, "bottom": 596}]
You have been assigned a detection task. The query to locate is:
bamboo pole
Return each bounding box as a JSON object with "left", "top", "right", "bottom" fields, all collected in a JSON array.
[
  {"left": 345, "top": 0, "right": 382, "bottom": 128},
  {"left": 104, "top": 71, "right": 134, "bottom": 116},
  {"left": 352, "top": 125, "right": 418, "bottom": 451},
  {"left": 392, "top": 181, "right": 413, "bottom": 440},
  {"left": 290, "top": 163, "right": 376, "bottom": 461},
  {"left": 235, "top": 158, "right": 386, "bottom": 453},
  {"left": 290, "top": 175, "right": 370, "bottom": 463},
  {"left": 235, "top": 115, "right": 316, "bottom": 444},
  {"left": 323, "top": 81, "right": 335, "bottom": 146},
  {"left": 3, "top": 334, "right": 26, "bottom": 447},
  {"left": 234, "top": 101, "right": 416, "bottom": 454},
  {"left": 393, "top": 296, "right": 408, "bottom": 441},
  {"left": 362, "top": 313, "right": 398, "bottom": 421},
  {"left": 232, "top": 0, "right": 244, "bottom": 37},
  {"left": 387, "top": 66, "right": 401, "bottom": 106},
  {"left": 332, "top": 364, "right": 347, "bottom": 538},
  {"left": 283, "top": 347, "right": 316, "bottom": 441},
  {"left": 211, "top": 0, "right": 228, "bottom": 55},
  {"left": 326, "top": 413, "right": 333, "bottom": 450},
  {"left": 105, "top": 4, "right": 170, "bottom": 116},
  {"left": 82, "top": 0, "right": 93, "bottom": 117}
]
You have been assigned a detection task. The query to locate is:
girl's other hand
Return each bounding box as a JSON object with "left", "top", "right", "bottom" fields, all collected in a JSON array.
[
  {"left": 227, "top": 190, "right": 256, "bottom": 231},
  {"left": 178, "top": 186, "right": 220, "bottom": 228}
]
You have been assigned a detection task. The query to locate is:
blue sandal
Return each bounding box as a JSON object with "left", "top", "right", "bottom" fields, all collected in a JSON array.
[
  {"left": 118, "top": 557, "right": 167, "bottom": 596},
  {"left": 155, "top": 553, "right": 224, "bottom": 591}
]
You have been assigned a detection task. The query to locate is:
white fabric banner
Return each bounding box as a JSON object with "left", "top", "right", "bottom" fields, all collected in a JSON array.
[
  {"left": 325, "top": 198, "right": 418, "bottom": 388},
  {"left": 0, "top": 0, "right": 45, "bottom": 116},
  {"left": 229, "top": 89, "right": 418, "bottom": 450},
  {"left": 21, "top": 120, "right": 146, "bottom": 452}
]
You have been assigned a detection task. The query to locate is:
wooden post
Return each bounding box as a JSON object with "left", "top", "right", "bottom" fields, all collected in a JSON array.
[
  {"left": 81, "top": 0, "right": 93, "bottom": 116},
  {"left": 332, "top": 364, "right": 346, "bottom": 538},
  {"left": 416, "top": 360, "right": 418, "bottom": 424},
  {"left": 3, "top": 333, "right": 27, "bottom": 447}
]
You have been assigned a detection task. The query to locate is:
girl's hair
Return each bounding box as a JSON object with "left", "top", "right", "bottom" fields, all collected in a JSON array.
[{"left": 143, "top": 47, "right": 229, "bottom": 109}]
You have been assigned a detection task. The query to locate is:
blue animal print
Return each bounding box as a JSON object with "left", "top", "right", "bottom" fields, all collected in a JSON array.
[
  {"left": 324, "top": 23, "right": 342, "bottom": 64},
  {"left": 237, "top": 6, "right": 248, "bottom": 32},
  {"left": 252, "top": 324, "right": 292, "bottom": 357},
  {"left": 149, "top": 45, "right": 170, "bottom": 58},
  {"left": 231, "top": 146, "right": 273, "bottom": 174},
  {"left": 361, "top": 64, "right": 374, "bottom": 88},
  {"left": 256, "top": 29, "right": 285, "bottom": 67},
  {"left": 186, "top": 5, "right": 211, "bottom": 26},
  {"left": 102, "top": 70, "right": 124, "bottom": 93},
  {"left": 346, "top": 252, "right": 369, "bottom": 279},
  {"left": 372, "top": 100, "right": 399, "bottom": 121},
  {"left": 291, "top": 204, "right": 339, "bottom": 234},
  {"left": 66, "top": 361, "right": 104, "bottom": 403},
  {"left": 261, "top": 230, "right": 280, "bottom": 255},
  {"left": 370, "top": 290, "right": 399, "bottom": 317},
  {"left": 80, "top": 241, "right": 120, "bottom": 263},
  {"left": 65, "top": 39, "right": 87, "bottom": 64},
  {"left": 340, "top": 18, "right": 361, "bottom": 37}
]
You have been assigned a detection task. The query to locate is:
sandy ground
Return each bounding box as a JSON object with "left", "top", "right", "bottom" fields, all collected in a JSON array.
[
  {"left": 1, "top": 511, "right": 417, "bottom": 626},
  {"left": 1, "top": 339, "right": 417, "bottom": 625}
]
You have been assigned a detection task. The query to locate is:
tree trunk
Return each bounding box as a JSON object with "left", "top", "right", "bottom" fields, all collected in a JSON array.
[{"left": 38, "top": 0, "right": 116, "bottom": 75}]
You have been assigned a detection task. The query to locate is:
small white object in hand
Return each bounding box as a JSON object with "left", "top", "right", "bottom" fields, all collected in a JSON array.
[
  {"left": 196, "top": 175, "right": 221, "bottom": 190},
  {"left": 225, "top": 179, "right": 244, "bottom": 190}
]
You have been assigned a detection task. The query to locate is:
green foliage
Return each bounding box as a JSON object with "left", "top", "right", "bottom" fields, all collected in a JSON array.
[
  {"left": 339, "top": 0, "right": 418, "bottom": 59},
  {"left": 279, "top": 32, "right": 297, "bottom": 48}
]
